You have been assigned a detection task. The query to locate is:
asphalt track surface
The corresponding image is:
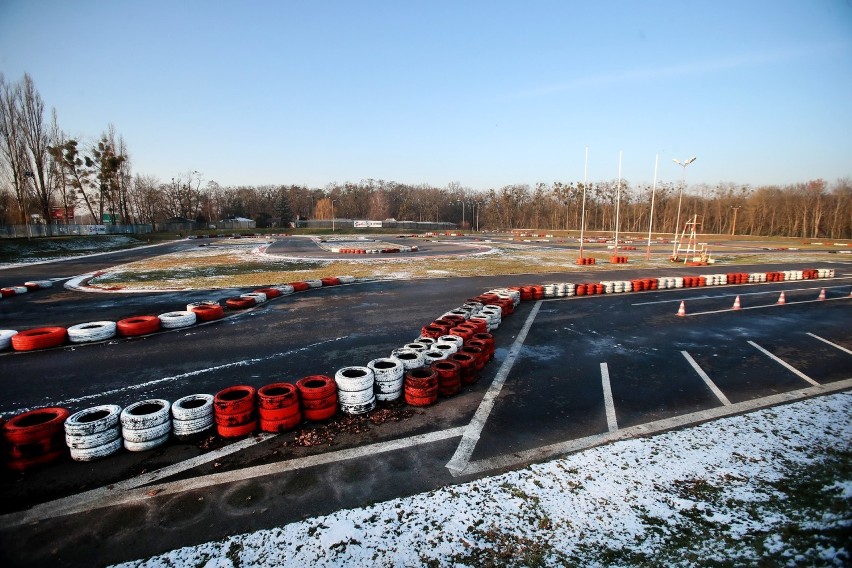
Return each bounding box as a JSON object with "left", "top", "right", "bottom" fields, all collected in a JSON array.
[{"left": 0, "top": 240, "right": 850, "bottom": 567}]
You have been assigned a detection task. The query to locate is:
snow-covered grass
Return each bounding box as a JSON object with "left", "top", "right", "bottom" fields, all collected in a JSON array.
[
  {"left": 115, "top": 392, "right": 851, "bottom": 568},
  {"left": 0, "top": 235, "right": 145, "bottom": 268}
]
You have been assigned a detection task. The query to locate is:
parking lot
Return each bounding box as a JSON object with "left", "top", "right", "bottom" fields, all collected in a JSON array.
[{"left": 0, "top": 242, "right": 849, "bottom": 567}]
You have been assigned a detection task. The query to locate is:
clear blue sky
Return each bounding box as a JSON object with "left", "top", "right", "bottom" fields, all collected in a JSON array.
[{"left": 1, "top": 0, "right": 850, "bottom": 190}]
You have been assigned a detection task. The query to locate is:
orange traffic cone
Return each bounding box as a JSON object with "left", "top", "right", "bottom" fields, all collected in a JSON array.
[
  {"left": 732, "top": 295, "right": 742, "bottom": 310},
  {"left": 677, "top": 301, "right": 686, "bottom": 316},
  {"left": 777, "top": 291, "right": 786, "bottom": 305},
  {"left": 818, "top": 288, "right": 826, "bottom": 301}
]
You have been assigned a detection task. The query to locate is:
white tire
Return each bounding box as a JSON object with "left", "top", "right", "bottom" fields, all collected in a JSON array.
[
  {"left": 414, "top": 337, "right": 437, "bottom": 347},
  {"left": 158, "top": 311, "right": 197, "bottom": 329},
  {"left": 423, "top": 350, "right": 448, "bottom": 364},
  {"left": 340, "top": 396, "right": 376, "bottom": 415},
  {"left": 121, "top": 399, "right": 171, "bottom": 429},
  {"left": 368, "top": 358, "right": 404, "bottom": 382},
  {"left": 240, "top": 292, "right": 267, "bottom": 304},
  {"left": 66, "top": 426, "right": 121, "bottom": 449},
  {"left": 275, "top": 284, "right": 295, "bottom": 295},
  {"left": 172, "top": 415, "right": 214, "bottom": 436},
  {"left": 171, "top": 394, "right": 214, "bottom": 421},
  {"left": 64, "top": 404, "right": 122, "bottom": 436},
  {"left": 335, "top": 366, "right": 375, "bottom": 392},
  {"left": 305, "top": 279, "right": 322, "bottom": 289},
  {"left": 124, "top": 432, "right": 169, "bottom": 452},
  {"left": 70, "top": 437, "right": 123, "bottom": 462},
  {"left": 122, "top": 420, "right": 172, "bottom": 443},
  {"left": 403, "top": 342, "right": 428, "bottom": 353},
  {"left": 337, "top": 387, "right": 375, "bottom": 405},
  {"left": 67, "top": 321, "right": 117, "bottom": 343},
  {"left": 0, "top": 330, "right": 18, "bottom": 350},
  {"left": 392, "top": 348, "right": 424, "bottom": 369},
  {"left": 437, "top": 335, "right": 463, "bottom": 348},
  {"left": 376, "top": 389, "right": 401, "bottom": 402},
  {"left": 374, "top": 377, "right": 404, "bottom": 394},
  {"left": 12, "top": 286, "right": 27, "bottom": 295},
  {"left": 338, "top": 275, "right": 355, "bottom": 284},
  {"left": 433, "top": 342, "right": 458, "bottom": 356}
]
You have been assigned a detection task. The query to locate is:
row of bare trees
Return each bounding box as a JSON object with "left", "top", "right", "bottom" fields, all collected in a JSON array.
[{"left": 1, "top": 74, "right": 850, "bottom": 238}]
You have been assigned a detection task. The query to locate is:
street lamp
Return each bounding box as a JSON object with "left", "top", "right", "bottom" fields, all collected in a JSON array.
[
  {"left": 671, "top": 156, "right": 697, "bottom": 257},
  {"left": 331, "top": 199, "right": 336, "bottom": 232}
]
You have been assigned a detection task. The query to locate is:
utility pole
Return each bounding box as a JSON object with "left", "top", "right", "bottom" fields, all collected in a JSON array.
[{"left": 731, "top": 206, "right": 741, "bottom": 236}]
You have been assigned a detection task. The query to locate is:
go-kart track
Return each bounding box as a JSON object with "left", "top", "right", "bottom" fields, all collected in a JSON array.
[{"left": 0, "top": 236, "right": 850, "bottom": 567}]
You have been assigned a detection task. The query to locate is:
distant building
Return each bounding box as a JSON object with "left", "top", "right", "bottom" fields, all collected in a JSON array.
[{"left": 216, "top": 217, "right": 256, "bottom": 230}]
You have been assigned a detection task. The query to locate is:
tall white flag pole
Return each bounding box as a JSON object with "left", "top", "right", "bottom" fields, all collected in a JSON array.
[{"left": 646, "top": 154, "right": 659, "bottom": 260}]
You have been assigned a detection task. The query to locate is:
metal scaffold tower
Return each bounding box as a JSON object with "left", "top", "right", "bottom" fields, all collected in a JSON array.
[{"left": 671, "top": 214, "right": 713, "bottom": 265}]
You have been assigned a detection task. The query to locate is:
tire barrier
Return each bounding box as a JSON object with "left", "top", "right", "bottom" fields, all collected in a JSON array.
[
  {"left": 321, "top": 277, "right": 341, "bottom": 286},
  {"left": 225, "top": 296, "right": 256, "bottom": 310},
  {"left": 64, "top": 405, "right": 123, "bottom": 462},
  {"left": 423, "top": 349, "right": 448, "bottom": 365},
  {"left": 305, "top": 280, "right": 323, "bottom": 289},
  {"left": 449, "top": 351, "right": 477, "bottom": 385},
  {"left": 576, "top": 257, "right": 596, "bottom": 265},
  {"left": 610, "top": 256, "right": 628, "bottom": 264},
  {"left": 11, "top": 327, "right": 67, "bottom": 351},
  {"left": 239, "top": 292, "right": 267, "bottom": 304},
  {"left": 2, "top": 407, "right": 70, "bottom": 471},
  {"left": 214, "top": 386, "right": 257, "bottom": 437},
  {"left": 254, "top": 287, "right": 281, "bottom": 299},
  {"left": 369, "top": 357, "right": 405, "bottom": 402},
  {"left": 392, "top": 348, "right": 425, "bottom": 370},
  {"left": 404, "top": 367, "right": 439, "bottom": 406},
  {"left": 257, "top": 383, "right": 301, "bottom": 432},
  {"left": 296, "top": 375, "right": 338, "bottom": 421},
  {"left": 290, "top": 282, "right": 310, "bottom": 292},
  {"left": 275, "top": 284, "right": 296, "bottom": 296},
  {"left": 121, "top": 399, "right": 171, "bottom": 451},
  {"left": 158, "top": 311, "right": 197, "bottom": 329},
  {"left": 335, "top": 367, "right": 376, "bottom": 415},
  {"left": 0, "top": 330, "right": 17, "bottom": 351},
  {"left": 117, "top": 315, "right": 161, "bottom": 336},
  {"left": 171, "top": 394, "right": 215, "bottom": 439},
  {"left": 67, "top": 321, "right": 117, "bottom": 343},
  {"left": 189, "top": 303, "right": 225, "bottom": 321}
]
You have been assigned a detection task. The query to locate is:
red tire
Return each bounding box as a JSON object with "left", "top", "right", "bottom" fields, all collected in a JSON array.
[
  {"left": 214, "top": 385, "right": 257, "bottom": 415},
  {"left": 258, "top": 404, "right": 300, "bottom": 421},
  {"left": 4, "top": 433, "right": 65, "bottom": 459},
  {"left": 255, "top": 287, "right": 281, "bottom": 299},
  {"left": 2, "top": 407, "right": 70, "bottom": 445},
  {"left": 217, "top": 420, "right": 257, "bottom": 438},
  {"left": 0, "top": 288, "right": 16, "bottom": 298},
  {"left": 460, "top": 345, "right": 486, "bottom": 371},
  {"left": 214, "top": 408, "right": 255, "bottom": 426},
  {"left": 300, "top": 392, "right": 338, "bottom": 410},
  {"left": 259, "top": 413, "right": 302, "bottom": 433},
  {"left": 303, "top": 405, "right": 336, "bottom": 422},
  {"left": 225, "top": 297, "right": 255, "bottom": 309},
  {"left": 11, "top": 327, "right": 67, "bottom": 351},
  {"left": 289, "top": 282, "right": 310, "bottom": 292},
  {"left": 404, "top": 384, "right": 439, "bottom": 398},
  {"left": 117, "top": 315, "right": 161, "bottom": 336},
  {"left": 258, "top": 382, "right": 300, "bottom": 410},
  {"left": 449, "top": 326, "right": 474, "bottom": 342},
  {"left": 405, "top": 367, "right": 438, "bottom": 389},
  {"left": 5, "top": 448, "right": 67, "bottom": 472},
  {"left": 191, "top": 304, "right": 224, "bottom": 321},
  {"left": 321, "top": 277, "right": 341, "bottom": 286},
  {"left": 405, "top": 394, "right": 437, "bottom": 407},
  {"left": 296, "top": 375, "right": 337, "bottom": 400}
]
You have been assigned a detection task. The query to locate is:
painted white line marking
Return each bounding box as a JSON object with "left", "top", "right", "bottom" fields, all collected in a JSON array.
[
  {"left": 0, "top": 426, "right": 466, "bottom": 530},
  {"left": 631, "top": 281, "right": 852, "bottom": 306},
  {"left": 681, "top": 351, "right": 732, "bottom": 406},
  {"left": 748, "top": 340, "right": 820, "bottom": 386},
  {"left": 459, "top": 377, "right": 852, "bottom": 476},
  {"left": 445, "top": 301, "right": 542, "bottom": 475},
  {"left": 0, "top": 337, "right": 347, "bottom": 416},
  {"left": 600, "top": 363, "right": 619, "bottom": 431},
  {"left": 807, "top": 332, "right": 852, "bottom": 355},
  {"left": 683, "top": 295, "right": 850, "bottom": 316}
]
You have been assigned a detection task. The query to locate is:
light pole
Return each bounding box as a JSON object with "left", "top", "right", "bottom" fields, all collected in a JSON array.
[
  {"left": 730, "top": 206, "right": 741, "bottom": 236},
  {"left": 671, "top": 156, "right": 697, "bottom": 258},
  {"left": 579, "top": 147, "right": 589, "bottom": 260},
  {"left": 331, "top": 199, "right": 336, "bottom": 232}
]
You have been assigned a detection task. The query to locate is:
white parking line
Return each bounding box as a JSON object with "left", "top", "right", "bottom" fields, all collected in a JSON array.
[
  {"left": 681, "top": 351, "right": 732, "bottom": 406},
  {"left": 445, "top": 301, "right": 542, "bottom": 476},
  {"left": 807, "top": 332, "right": 852, "bottom": 355},
  {"left": 600, "top": 363, "right": 619, "bottom": 432},
  {"left": 459, "top": 378, "right": 852, "bottom": 476},
  {"left": 748, "top": 340, "right": 820, "bottom": 386}
]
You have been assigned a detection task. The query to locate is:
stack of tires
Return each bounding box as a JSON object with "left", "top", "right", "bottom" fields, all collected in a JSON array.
[
  {"left": 433, "top": 359, "right": 462, "bottom": 397},
  {"left": 404, "top": 367, "right": 439, "bottom": 406},
  {"left": 296, "top": 375, "right": 338, "bottom": 421},
  {"left": 392, "top": 347, "right": 425, "bottom": 371},
  {"left": 64, "top": 405, "right": 123, "bottom": 461},
  {"left": 214, "top": 386, "right": 257, "bottom": 438},
  {"left": 171, "top": 394, "right": 215, "bottom": 440},
  {"left": 2, "top": 407, "right": 69, "bottom": 471},
  {"left": 368, "top": 358, "right": 405, "bottom": 401},
  {"left": 335, "top": 367, "right": 376, "bottom": 415},
  {"left": 257, "top": 383, "right": 301, "bottom": 432},
  {"left": 121, "top": 400, "right": 172, "bottom": 451}
]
